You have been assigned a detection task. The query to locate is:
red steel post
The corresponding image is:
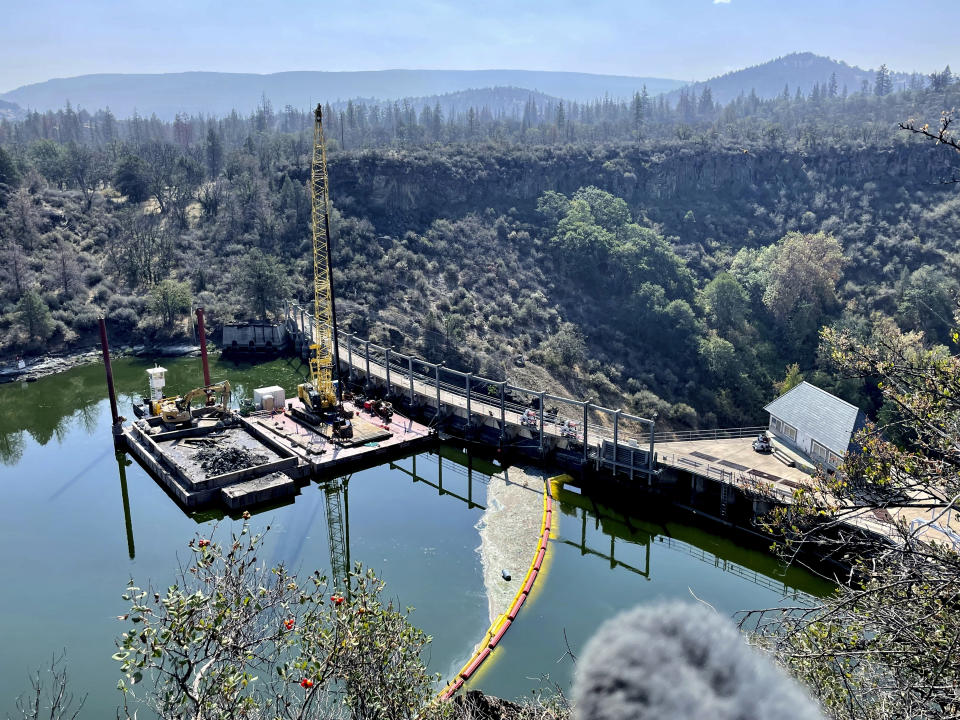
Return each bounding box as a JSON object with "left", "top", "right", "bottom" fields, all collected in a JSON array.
[
  {"left": 196, "top": 307, "right": 211, "bottom": 387},
  {"left": 98, "top": 317, "right": 121, "bottom": 431}
]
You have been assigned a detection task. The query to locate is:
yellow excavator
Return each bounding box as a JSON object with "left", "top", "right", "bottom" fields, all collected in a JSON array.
[
  {"left": 154, "top": 381, "right": 232, "bottom": 425},
  {"left": 294, "top": 104, "right": 351, "bottom": 439}
]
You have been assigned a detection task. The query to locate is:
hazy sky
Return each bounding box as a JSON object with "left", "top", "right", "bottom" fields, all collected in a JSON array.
[{"left": 2, "top": 0, "right": 956, "bottom": 92}]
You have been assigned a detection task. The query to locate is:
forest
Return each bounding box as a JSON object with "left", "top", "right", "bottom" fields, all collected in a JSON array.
[{"left": 0, "top": 67, "right": 958, "bottom": 428}]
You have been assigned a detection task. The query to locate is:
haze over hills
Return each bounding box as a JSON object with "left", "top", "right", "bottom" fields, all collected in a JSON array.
[
  {"left": 0, "top": 70, "right": 683, "bottom": 120},
  {"left": 666, "top": 52, "right": 917, "bottom": 105},
  {"left": 0, "top": 99, "right": 22, "bottom": 121},
  {"left": 0, "top": 53, "right": 939, "bottom": 122},
  {"left": 331, "top": 87, "right": 562, "bottom": 118}
]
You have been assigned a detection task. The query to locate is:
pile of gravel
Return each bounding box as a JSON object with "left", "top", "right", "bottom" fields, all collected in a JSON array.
[{"left": 194, "top": 446, "right": 268, "bottom": 477}]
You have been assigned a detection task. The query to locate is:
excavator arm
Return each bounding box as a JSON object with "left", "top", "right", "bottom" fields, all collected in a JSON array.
[{"left": 159, "top": 381, "right": 232, "bottom": 424}]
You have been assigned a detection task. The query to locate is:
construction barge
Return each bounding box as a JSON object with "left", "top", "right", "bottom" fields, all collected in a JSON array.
[
  {"left": 121, "top": 395, "right": 435, "bottom": 511},
  {"left": 99, "top": 312, "right": 434, "bottom": 512}
]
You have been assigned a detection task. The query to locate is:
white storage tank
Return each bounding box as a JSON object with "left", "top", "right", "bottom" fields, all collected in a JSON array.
[{"left": 253, "top": 386, "right": 286, "bottom": 411}]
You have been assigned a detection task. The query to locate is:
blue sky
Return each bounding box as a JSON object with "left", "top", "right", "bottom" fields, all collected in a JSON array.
[{"left": 2, "top": 0, "right": 956, "bottom": 91}]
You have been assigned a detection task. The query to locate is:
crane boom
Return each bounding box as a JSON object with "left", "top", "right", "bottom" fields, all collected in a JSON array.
[{"left": 306, "top": 103, "right": 340, "bottom": 408}]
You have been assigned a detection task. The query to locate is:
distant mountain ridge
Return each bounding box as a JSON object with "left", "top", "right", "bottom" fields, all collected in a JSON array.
[
  {"left": 667, "top": 52, "right": 916, "bottom": 104},
  {"left": 0, "top": 54, "right": 931, "bottom": 122},
  {"left": 0, "top": 70, "right": 683, "bottom": 120}
]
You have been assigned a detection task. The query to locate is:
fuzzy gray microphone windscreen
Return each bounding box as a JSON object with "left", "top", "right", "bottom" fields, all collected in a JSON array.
[{"left": 573, "top": 602, "right": 824, "bottom": 720}]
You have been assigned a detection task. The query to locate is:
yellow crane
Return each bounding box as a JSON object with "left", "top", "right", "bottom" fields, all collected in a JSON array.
[{"left": 296, "top": 104, "right": 343, "bottom": 424}]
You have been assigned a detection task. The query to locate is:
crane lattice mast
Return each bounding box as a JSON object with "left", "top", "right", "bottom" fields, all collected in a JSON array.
[{"left": 308, "top": 104, "right": 341, "bottom": 406}]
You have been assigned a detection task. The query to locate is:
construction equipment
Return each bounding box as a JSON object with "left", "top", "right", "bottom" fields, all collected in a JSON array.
[
  {"left": 297, "top": 105, "right": 352, "bottom": 597},
  {"left": 559, "top": 418, "right": 580, "bottom": 440},
  {"left": 295, "top": 104, "right": 343, "bottom": 427},
  {"left": 363, "top": 398, "right": 393, "bottom": 423},
  {"left": 155, "top": 381, "right": 232, "bottom": 425}
]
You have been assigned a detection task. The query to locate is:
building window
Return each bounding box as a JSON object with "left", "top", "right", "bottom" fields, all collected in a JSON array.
[
  {"left": 810, "top": 441, "right": 843, "bottom": 467},
  {"left": 810, "top": 440, "right": 829, "bottom": 461},
  {"left": 769, "top": 416, "right": 798, "bottom": 442}
]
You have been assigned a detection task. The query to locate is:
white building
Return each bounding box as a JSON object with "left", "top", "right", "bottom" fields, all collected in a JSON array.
[
  {"left": 222, "top": 323, "right": 288, "bottom": 353},
  {"left": 763, "top": 381, "right": 866, "bottom": 470}
]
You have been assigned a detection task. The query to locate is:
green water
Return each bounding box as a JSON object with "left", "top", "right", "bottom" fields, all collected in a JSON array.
[{"left": 0, "top": 354, "right": 833, "bottom": 716}]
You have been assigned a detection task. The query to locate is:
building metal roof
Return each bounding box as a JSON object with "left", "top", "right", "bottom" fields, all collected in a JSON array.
[{"left": 763, "top": 381, "right": 864, "bottom": 454}]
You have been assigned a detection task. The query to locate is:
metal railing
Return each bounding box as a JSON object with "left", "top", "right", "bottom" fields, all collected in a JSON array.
[
  {"left": 654, "top": 426, "right": 767, "bottom": 443},
  {"left": 284, "top": 302, "right": 657, "bottom": 478},
  {"left": 657, "top": 451, "right": 797, "bottom": 504}
]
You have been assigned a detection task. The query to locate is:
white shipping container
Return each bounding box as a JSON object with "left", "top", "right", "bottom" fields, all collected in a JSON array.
[{"left": 253, "top": 386, "right": 286, "bottom": 410}]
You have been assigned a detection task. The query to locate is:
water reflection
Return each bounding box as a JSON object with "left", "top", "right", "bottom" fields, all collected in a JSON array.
[
  {"left": 388, "top": 451, "right": 820, "bottom": 598},
  {"left": 0, "top": 355, "right": 312, "bottom": 466},
  {"left": 0, "top": 353, "right": 833, "bottom": 719},
  {"left": 555, "top": 490, "right": 814, "bottom": 599},
  {"left": 117, "top": 452, "right": 136, "bottom": 560},
  {"left": 49, "top": 446, "right": 114, "bottom": 500},
  {"left": 0, "top": 366, "right": 116, "bottom": 456},
  {"left": 389, "top": 448, "right": 496, "bottom": 510}
]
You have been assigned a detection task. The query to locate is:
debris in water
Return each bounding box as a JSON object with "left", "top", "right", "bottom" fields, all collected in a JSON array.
[{"left": 501, "top": 569, "right": 511, "bottom": 581}]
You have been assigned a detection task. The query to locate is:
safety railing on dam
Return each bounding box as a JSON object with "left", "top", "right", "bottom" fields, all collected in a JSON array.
[
  {"left": 284, "top": 302, "right": 657, "bottom": 482},
  {"left": 280, "top": 302, "right": 915, "bottom": 547},
  {"left": 654, "top": 426, "right": 768, "bottom": 442}
]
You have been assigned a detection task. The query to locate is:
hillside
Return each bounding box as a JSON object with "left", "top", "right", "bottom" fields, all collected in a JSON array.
[
  {"left": 667, "top": 52, "right": 915, "bottom": 104},
  {"left": 338, "top": 87, "right": 562, "bottom": 119},
  {"left": 2, "top": 132, "right": 958, "bottom": 428},
  {"left": 0, "top": 99, "right": 23, "bottom": 121},
  {"left": 1, "top": 77, "right": 958, "bottom": 431},
  {"left": 0, "top": 70, "right": 684, "bottom": 120}
]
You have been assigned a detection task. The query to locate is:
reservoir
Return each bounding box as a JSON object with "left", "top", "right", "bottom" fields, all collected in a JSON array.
[{"left": 0, "top": 355, "right": 833, "bottom": 717}]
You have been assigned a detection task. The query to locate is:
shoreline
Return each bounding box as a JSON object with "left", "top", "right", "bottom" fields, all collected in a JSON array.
[{"left": 0, "top": 343, "right": 202, "bottom": 384}]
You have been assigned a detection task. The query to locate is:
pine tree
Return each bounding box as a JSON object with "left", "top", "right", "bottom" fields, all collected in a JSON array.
[
  {"left": 827, "top": 72, "right": 838, "bottom": 98},
  {"left": 432, "top": 102, "right": 443, "bottom": 141},
  {"left": 930, "top": 65, "right": 953, "bottom": 91},
  {"left": 874, "top": 64, "right": 892, "bottom": 96},
  {"left": 0, "top": 145, "right": 19, "bottom": 206},
  {"left": 698, "top": 87, "right": 714, "bottom": 115},
  {"left": 204, "top": 127, "right": 223, "bottom": 179},
  {"left": 467, "top": 107, "right": 477, "bottom": 138},
  {"left": 346, "top": 100, "right": 357, "bottom": 130},
  {"left": 17, "top": 289, "right": 54, "bottom": 341},
  {"left": 631, "top": 91, "right": 644, "bottom": 142}
]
